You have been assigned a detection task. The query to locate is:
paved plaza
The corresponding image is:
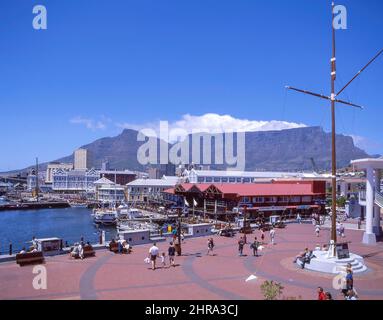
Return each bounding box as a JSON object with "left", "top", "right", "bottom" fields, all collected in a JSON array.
[{"left": 1, "top": 223, "right": 383, "bottom": 300}]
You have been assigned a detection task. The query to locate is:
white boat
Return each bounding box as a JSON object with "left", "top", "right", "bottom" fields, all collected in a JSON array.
[
  {"left": 94, "top": 209, "right": 118, "bottom": 226},
  {"left": 117, "top": 206, "right": 144, "bottom": 220},
  {"left": 70, "top": 202, "right": 88, "bottom": 208}
]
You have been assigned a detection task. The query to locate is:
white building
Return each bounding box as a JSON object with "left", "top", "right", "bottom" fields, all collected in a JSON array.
[
  {"left": 351, "top": 158, "right": 383, "bottom": 245},
  {"left": 94, "top": 176, "right": 126, "bottom": 203},
  {"left": 183, "top": 169, "right": 321, "bottom": 184},
  {"left": 126, "top": 176, "right": 179, "bottom": 203},
  {"left": 74, "top": 149, "right": 90, "bottom": 170},
  {"left": 46, "top": 162, "right": 73, "bottom": 184},
  {"left": 52, "top": 168, "right": 100, "bottom": 192}
]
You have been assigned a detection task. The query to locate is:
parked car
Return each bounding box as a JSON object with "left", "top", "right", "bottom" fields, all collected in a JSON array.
[{"left": 219, "top": 228, "right": 235, "bottom": 237}]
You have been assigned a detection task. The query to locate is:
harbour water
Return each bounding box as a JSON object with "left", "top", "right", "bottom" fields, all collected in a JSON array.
[{"left": 0, "top": 207, "right": 118, "bottom": 254}]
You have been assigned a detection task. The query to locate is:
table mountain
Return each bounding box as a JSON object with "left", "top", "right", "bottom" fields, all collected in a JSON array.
[{"left": 55, "top": 126, "right": 369, "bottom": 172}]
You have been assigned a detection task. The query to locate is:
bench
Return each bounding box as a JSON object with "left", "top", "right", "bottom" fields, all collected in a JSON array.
[
  {"left": 16, "top": 251, "right": 44, "bottom": 266},
  {"left": 69, "top": 244, "right": 95, "bottom": 259},
  {"left": 83, "top": 245, "right": 95, "bottom": 258},
  {"left": 109, "top": 242, "right": 132, "bottom": 254}
]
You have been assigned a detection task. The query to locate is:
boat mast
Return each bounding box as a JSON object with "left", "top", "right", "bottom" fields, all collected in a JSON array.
[
  {"left": 330, "top": 1, "right": 337, "bottom": 252},
  {"left": 35, "top": 157, "right": 39, "bottom": 202},
  {"left": 285, "top": 1, "right": 383, "bottom": 256}
]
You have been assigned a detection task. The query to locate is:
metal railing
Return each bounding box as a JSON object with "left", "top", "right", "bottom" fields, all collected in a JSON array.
[{"left": 375, "top": 191, "right": 383, "bottom": 208}]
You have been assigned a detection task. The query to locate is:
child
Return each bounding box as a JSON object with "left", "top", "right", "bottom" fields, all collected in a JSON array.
[{"left": 161, "top": 252, "right": 166, "bottom": 267}]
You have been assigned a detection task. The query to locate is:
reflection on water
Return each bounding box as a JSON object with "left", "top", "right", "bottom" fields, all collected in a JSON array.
[{"left": 0, "top": 207, "right": 117, "bottom": 253}]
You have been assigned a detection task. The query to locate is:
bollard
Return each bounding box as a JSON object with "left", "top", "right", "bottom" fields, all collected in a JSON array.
[{"left": 9, "top": 243, "right": 12, "bottom": 256}]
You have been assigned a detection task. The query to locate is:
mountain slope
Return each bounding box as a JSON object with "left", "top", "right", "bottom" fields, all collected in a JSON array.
[{"left": 54, "top": 126, "right": 369, "bottom": 172}]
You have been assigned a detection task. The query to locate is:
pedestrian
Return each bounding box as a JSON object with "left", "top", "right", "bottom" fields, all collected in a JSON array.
[
  {"left": 148, "top": 242, "right": 159, "bottom": 271},
  {"left": 315, "top": 225, "right": 320, "bottom": 237},
  {"left": 238, "top": 237, "right": 245, "bottom": 256},
  {"left": 250, "top": 237, "right": 260, "bottom": 257},
  {"left": 297, "top": 213, "right": 302, "bottom": 224},
  {"left": 168, "top": 242, "right": 176, "bottom": 267},
  {"left": 341, "top": 269, "right": 354, "bottom": 297},
  {"left": 357, "top": 217, "right": 361, "bottom": 230},
  {"left": 339, "top": 224, "right": 345, "bottom": 238},
  {"left": 317, "top": 287, "right": 326, "bottom": 300},
  {"left": 260, "top": 229, "right": 265, "bottom": 242},
  {"left": 269, "top": 228, "right": 275, "bottom": 245},
  {"left": 161, "top": 252, "right": 166, "bottom": 268},
  {"left": 207, "top": 238, "right": 214, "bottom": 255},
  {"left": 325, "top": 292, "right": 333, "bottom": 300},
  {"left": 345, "top": 289, "right": 358, "bottom": 300}
]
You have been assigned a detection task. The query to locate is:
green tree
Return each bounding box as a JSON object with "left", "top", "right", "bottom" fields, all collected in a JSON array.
[{"left": 260, "top": 280, "right": 284, "bottom": 300}]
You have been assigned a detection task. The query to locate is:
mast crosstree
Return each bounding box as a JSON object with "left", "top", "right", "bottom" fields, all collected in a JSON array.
[{"left": 285, "top": 2, "right": 383, "bottom": 256}]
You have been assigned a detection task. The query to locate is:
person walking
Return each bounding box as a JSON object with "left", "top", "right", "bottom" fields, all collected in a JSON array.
[
  {"left": 297, "top": 213, "right": 302, "bottom": 224},
  {"left": 260, "top": 229, "right": 265, "bottom": 242},
  {"left": 207, "top": 238, "right": 214, "bottom": 255},
  {"left": 269, "top": 228, "right": 276, "bottom": 245},
  {"left": 315, "top": 225, "right": 320, "bottom": 237},
  {"left": 339, "top": 223, "right": 345, "bottom": 238},
  {"left": 250, "top": 237, "right": 260, "bottom": 257},
  {"left": 168, "top": 242, "right": 176, "bottom": 267},
  {"left": 238, "top": 237, "right": 245, "bottom": 256},
  {"left": 148, "top": 242, "right": 159, "bottom": 271},
  {"left": 317, "top": 287, "right": 326, "bottom": 300}
]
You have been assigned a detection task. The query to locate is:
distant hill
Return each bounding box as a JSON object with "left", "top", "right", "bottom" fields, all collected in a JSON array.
[
  {"left": 56, "top": 126, "right": 369, "bottom": 172},
  {"left": 3, "top": 126, "right": 371, "bottom": 174}
]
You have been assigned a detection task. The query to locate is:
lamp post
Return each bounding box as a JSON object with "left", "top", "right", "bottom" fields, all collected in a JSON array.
[{"left": 177, "top": 207, "right": 182, "bottom": 256}]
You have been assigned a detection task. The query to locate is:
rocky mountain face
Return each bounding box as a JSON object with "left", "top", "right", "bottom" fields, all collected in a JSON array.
[{"left": 54, "top": 126, "right": 369, "bottom": 172}]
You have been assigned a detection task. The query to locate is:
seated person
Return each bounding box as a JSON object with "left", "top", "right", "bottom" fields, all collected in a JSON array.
[
  {"left": 293, "top": 248, "right": 308, "bottom": 263},
  {"left": 70, "top": 243, "right": 80, "bottom": 258},
  {"left": 19, "top": 247, "right": 27, "bottom": 254},
  {"left": 299, "top": 250, "right": 314, "bottom": 269},
  {"left": 123, "top": 241, "right": 131, "bottom": 253},
  {"left": 321, "top": 244, "right": 328, "bottom": 251}
]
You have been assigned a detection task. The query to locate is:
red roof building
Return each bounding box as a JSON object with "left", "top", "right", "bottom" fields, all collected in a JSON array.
[{"left": 164, "top": 180, "right": 326, "bottom": 218}]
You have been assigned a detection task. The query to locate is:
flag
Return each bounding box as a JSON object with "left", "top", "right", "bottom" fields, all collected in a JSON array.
[
  {"left": 193, "top": 198, "right": 198, "bottom": 207},
  {"left": 184, "top": 198, "right": 190, "bottom": 207}
]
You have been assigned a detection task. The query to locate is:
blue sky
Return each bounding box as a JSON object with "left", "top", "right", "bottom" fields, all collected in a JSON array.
[{"left": 0, "top": 0, "right": 382, "bottom": 171}]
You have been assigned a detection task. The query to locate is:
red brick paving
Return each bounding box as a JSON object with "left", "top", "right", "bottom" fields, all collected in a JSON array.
[{"left": 0, "top": 223, "right": 382, "bottom": 300}]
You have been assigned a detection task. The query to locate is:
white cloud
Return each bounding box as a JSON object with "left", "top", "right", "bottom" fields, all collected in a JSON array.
[
  {"left": 70, "top": 116, "right": 108, "bottom": 131},
  {"left": 117, "top": 113, "right": 307, "bottom": 141},
  {"left": 350, "top": 134, "right": 381, "bottom": 153}
]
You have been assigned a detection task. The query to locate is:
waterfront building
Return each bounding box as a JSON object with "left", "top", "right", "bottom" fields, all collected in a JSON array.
[
  {"left": 126, "top": 176, "right": 179, "bottom": 203},
  {"left": 52, "top": 168, "right": 100, "bottom": 192},
  {"left": 45, "top": 162, "right": 74, "bottom": 184},
  {"left": 351, "top": 158, "right": 383, "bottom": 245},
  {"left": 0, "top": 181, "right": 13, "bottom": 194},
  {"left": 166, "top": 180, "right": 326, "bottom": 218},
  {"left": 26, "top": 171, "right": 46, "bottom": 192},
  {"left": 94, "top": 176, "right": 126, "bottom": 203},
  {"left": 182, "top": 169, "right": 321, "bottom": 184},
  {"left": 74, "top": 148, "right": 90, "bottom": 170},
  {"left": 100, "top": 170, "right": 136, "bottom": 185}
]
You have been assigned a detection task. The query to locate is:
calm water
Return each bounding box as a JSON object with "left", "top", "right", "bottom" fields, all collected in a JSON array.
[{"left": 0, "top": 207, "right": 117, "bottom": 254}]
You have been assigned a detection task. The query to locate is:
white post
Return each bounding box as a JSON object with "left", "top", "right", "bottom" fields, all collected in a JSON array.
[
  {"left": 373, "top": 169, "right": 382, "bottom": 235},
  {"left": 363, "top": 166, "right": 376, "bottom": 244}
]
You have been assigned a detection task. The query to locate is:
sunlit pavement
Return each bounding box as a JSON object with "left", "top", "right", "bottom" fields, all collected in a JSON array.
[{"left": 1, "top": 223, "right": 383, "bottom": 300}]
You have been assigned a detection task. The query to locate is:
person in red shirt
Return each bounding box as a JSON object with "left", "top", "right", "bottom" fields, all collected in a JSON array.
[{"left": 317, "top": 287, "right": 326, "bottom": 300}]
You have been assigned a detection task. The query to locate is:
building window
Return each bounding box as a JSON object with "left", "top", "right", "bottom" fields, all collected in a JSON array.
[{"left": 252, "top": 197, "right": 264, "bottom": 203}]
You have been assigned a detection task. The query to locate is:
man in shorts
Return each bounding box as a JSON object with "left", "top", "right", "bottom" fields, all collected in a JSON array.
[{"left": 149, "top": 242, "right": 159, "bottom": 270}]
